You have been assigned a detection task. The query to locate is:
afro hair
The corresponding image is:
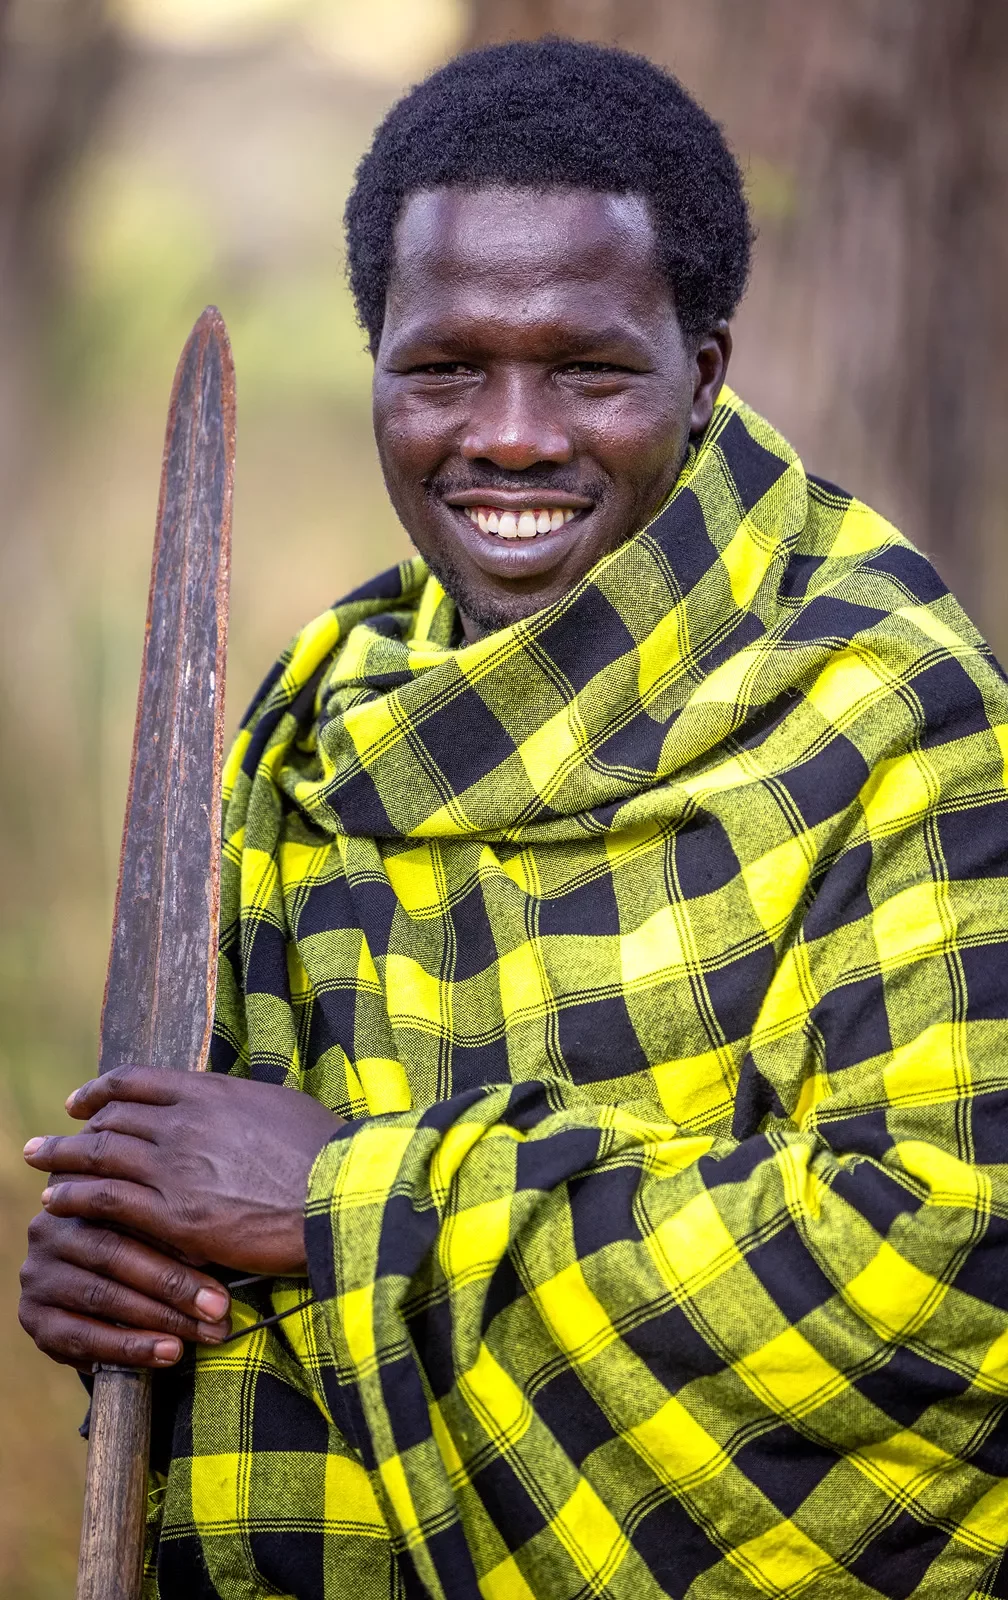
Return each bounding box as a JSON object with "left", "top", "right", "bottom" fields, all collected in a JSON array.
[{"left": 345, "top": 37, "right": 752, "bottom": 355}]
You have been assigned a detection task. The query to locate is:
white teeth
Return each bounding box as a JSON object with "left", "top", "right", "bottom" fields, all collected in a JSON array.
[{"left": 463, "top": 504, "right": 582, "bottom": 537}]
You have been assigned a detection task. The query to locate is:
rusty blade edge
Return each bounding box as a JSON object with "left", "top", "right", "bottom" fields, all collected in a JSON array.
[
  {"left": 99, "top": 306, "right": 235, "bottom": 1078},
  {"left": 200, "top": 308, "right": 235, "bottom": 1076}
]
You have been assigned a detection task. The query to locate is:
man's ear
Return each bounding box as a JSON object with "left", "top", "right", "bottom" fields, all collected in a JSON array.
[{"left": 690, "top": 320, "right": 732, "bottom": 436}]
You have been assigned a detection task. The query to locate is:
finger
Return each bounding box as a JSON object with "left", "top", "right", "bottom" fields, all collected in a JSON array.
[
  {"left": 23, "top": 1305, "right": 185, "bottom": 1371},
  {"left": 36, "top": 1260, "right": 228, "bottom": 1344},
  {"left": 55, "top": 1222, "right": 230, "bottom": 1324},
  {"left": 66, "top": 1067, "right": 180, "bottom": 1120},
  {"left": 84, "top": 1100, "right": 164, "bottom": 1142},
  {"left": 41, "top": 1177, "right": 168, "bottom": 1240},
  {"left": 24, "top": 1130, "right": 155, "bottom": 1182}
]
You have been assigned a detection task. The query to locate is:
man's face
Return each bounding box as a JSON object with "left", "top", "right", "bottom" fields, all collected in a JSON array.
[{"left": 372, "top": 186, "right": 730, "bottom": 640}]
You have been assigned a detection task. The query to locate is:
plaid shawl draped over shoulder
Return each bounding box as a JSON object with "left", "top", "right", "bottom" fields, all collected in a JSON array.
[{"left": 147, "top": 389, "right": 1008, "bottom": 1600}]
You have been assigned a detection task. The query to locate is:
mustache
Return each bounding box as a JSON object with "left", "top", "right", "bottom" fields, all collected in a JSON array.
[{"left": 428, "top": 466, "right": 606, "bottom": 499}]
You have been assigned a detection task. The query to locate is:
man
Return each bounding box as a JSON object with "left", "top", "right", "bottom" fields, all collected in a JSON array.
[{"left": 18, "top": 37, "right": 1008, "bottom": 1600}]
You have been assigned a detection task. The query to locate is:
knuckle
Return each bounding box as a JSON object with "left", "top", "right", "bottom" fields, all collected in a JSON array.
[
  {"left": 159, "top": 1264, "right": 190, "bottom": 1304},
  {"left": 64, "top": 1324, "right": 91, "bottom": 1362},
  {"left": 91, "top": 1182, "right": 121, "bottom": 1212},
  {"left": 157, "top": 1304, "right": 187, "bottom": 1336},
  {"left": 88, "top": 1129, "right": 113, "bottom": 1168},
  {"left": 26, "top": 1211, "right": 50, "bottom": 1247},
  {"left": 17, "top": 1296, "right": 38, "bottom": 1336},
  {"left": 83, "top": 1276, "right": 118, "bottom": 1314},
  {"left": 96, "top": 1228, "right": 128, "bottom": 1273}
]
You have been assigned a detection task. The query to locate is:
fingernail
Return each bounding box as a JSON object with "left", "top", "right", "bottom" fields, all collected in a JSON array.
[
  {"left": 40, "top": 1187, "right": 53, "bottom": 1205},
  {"left": 153, "top": 1339, "right": 181, "bottom": 1364},
  {"left": 194, "top": 1287, "right": 230, "bottom": 1321},
  {"left": 23, "top": 1138, "right": 44, "bottom": 1158},
  {"left": 65, "top": 1090, "right": 79, "bottom": 1111},
  {"left": 198, "top": 1321, "right": 229, "bottom": 1344}
]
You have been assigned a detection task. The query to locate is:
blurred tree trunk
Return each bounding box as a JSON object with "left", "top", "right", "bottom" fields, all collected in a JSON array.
[
  {"left": 467, "top": 0, "right": 1008, "bottom": 656},
  {"left": 0, "top": 1, "right": 115, "bottom": 913},
  {"left": 0, "top": 0, "right": 115, "bottom": 509}
]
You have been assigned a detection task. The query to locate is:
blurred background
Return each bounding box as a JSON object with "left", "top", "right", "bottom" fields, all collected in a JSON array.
[{"left": 1, "top": 0, "right": 1006, "bottom": 1591}]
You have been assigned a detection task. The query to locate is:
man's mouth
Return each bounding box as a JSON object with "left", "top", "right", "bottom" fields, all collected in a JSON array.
[
  {"left": 436, "top": 487, "right": 599, "bottom": 580},
  {"left": 462, "top": 505, "right": 579, "bottom": 539}
]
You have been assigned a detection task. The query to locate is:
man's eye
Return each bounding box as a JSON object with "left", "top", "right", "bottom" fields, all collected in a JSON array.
[
  {"left": 560, "top": 361, "right": 628, "bottom": 377},
  {"left": 413, "top": 362, "right": 474, "bottom": 376}
]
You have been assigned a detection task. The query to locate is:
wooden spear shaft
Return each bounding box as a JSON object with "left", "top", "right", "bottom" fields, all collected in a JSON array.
[{"left": 75, "top": 307, "right": 235, "bottom": 1600}]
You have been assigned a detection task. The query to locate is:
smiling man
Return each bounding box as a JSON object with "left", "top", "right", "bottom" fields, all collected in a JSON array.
[
  {"left": 19, "top": 38, "right": 1008, "bottom": 1600},
  {"left": 372, "top": 181, "right": 728, "bottom": 637}
]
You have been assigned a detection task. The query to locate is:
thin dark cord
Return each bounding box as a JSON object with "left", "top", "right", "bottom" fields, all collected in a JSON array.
[
  {"left": 211, "top": 1272, "right": 316, "bottom": 1345},
  {"left": 213, "top": 1295, "right": 317, "bottom": 1346},
  {"left": 88, "top": 1276, "right": 316, "bottom": 1372}
]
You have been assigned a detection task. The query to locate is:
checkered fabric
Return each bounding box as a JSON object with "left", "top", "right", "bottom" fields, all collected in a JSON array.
[{"left": 144, "top": 387, "right": 1008, "bottom": 1599}]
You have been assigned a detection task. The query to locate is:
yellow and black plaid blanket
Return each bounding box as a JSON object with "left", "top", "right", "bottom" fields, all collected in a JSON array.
[{"left": 145, "top": 389, "right": 1008, "bottom": 1599}]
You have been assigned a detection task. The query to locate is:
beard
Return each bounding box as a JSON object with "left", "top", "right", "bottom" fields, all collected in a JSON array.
[{"left": 418, "top": 546, "right": 531, "bottom": 637}]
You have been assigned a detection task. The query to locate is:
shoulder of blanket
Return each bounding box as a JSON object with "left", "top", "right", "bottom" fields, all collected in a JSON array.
[
  {"left": 796, "top": 475, "right": 990, "bottom": 645},
  {"left": 720, "top": 392, "right": 1008, "bottom": 741},
  {"left": 719, "top": 391, "right": 1005, "bottom": 678},
  {"left": 780, "top": 470, "right": 1008, "bottom": 740}
]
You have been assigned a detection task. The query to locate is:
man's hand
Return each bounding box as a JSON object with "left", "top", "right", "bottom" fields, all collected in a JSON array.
[
  {"left": 19, "top": 1209, "right": 233, "bottom": 1369},
  {"left": 20, "top": 1067, "right": 345, "bottom": 1368}
]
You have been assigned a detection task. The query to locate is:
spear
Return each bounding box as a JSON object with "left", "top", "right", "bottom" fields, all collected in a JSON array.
[{"left": 75, "top": 307, "right": 235, "bottom": 1600}]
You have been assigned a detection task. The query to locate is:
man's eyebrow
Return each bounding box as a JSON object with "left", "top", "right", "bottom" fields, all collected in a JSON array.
[
  {"left": 388, "top": 321, "right": 658, "bottom": 360},
  {"left": 551, "top": 325, "right": 657, "bottom": 358}
]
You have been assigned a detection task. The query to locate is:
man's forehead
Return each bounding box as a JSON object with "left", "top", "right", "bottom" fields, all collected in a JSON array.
[
  {"left": 382, "top": 186, "right": 677, "bottom": 350},
  {"left": 391, "top": 186, "right": 658, "bottom": 284}
]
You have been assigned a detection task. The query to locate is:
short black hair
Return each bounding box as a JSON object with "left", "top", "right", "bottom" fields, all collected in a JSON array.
[{"left": 345, "top": 37, "right": 752, "bottom": 355}]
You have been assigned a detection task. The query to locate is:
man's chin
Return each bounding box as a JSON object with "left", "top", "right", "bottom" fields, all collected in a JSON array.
[{"left": 421, "top": 552, "right": 550, "bottom": 642}]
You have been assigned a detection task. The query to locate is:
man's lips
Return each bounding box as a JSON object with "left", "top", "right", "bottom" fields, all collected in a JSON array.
[
  {"left": 438, "top": 489, "right": 598, "bottom": 580},
  {"left": 445, "top": 488, "right": 593, "bottom": 511}
]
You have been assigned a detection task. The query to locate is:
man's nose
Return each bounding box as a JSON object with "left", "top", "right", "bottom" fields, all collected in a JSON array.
[{"left": 460, "top": 370, "right": 572, "bottom": 468}]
